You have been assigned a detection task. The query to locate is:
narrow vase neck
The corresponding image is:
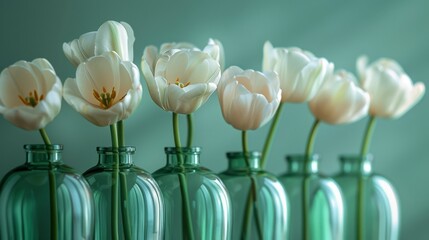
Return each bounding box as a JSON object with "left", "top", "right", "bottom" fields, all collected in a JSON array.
[
  {"left": 25, "top": 144, "right": 62, "bottom": 164},
  {"left": 226, "top": 151, "right": 261, "bottom": 171},
  {"left": 165, "top": 147, "right": 201, "bottom": 166},
  {"left": 340, "top": 154, "right": 372, "bottom": 175},
  {"left": 286, "top": 154, "right": 319, "bottom": 174},
  {"left": 97, "top": 146, "right": 135, "bottom": 165}
]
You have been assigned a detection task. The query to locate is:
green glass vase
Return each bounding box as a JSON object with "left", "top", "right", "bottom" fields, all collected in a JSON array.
[
  {"left": 0, "top": 144, "right": 94, "bottom": 240},
  {"left": 278, "top": 154, "right": 344, "bottom": 240},
  {"left": 219, "top": 151, "right": 289, "bottom": 240},
  {"left": 84, "top": 146, "right": 164, "bottom": 240},
  {"left": 333, "top": 155, "right": 400, "bottom": 240},
  {"left": 152, "top": 147, "right": 231, "bottom": 240}
]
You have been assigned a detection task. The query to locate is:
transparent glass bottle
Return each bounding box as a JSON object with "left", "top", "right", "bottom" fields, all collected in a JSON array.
[
  {"left": 333, "top": 155, "right": 400, "bottom": 240},
  {"left": 152, "top": 147, "right": 231, "bottom": 240},
  {"left": 84, "top": 146, "right": 164, "bottom": 240},
  {"left": 219, "top": 151, "right": 289, "bottom": 240},
  {"left": 0, "top": 144, "right": 94, "bottom": 240},
  {"left": 278, "top": 154, "right": 344, "bottom": 240}
]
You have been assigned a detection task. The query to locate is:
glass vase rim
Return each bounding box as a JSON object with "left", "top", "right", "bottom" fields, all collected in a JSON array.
[
  {"left": 164, "top": 146, "right": 202, "bottom": 154},
  {"left": 226, "top": 151, "right": 261, "bottom": 158},
  {"left": 96, "top": 146, "right": 136, "bottom": 153},
  {"left": 285, "top": 153, "right": 319, "bottom": 160},
  {"left": 339, "top": 153, "right": 374, "bottom": 161},
  {"left": 24, "top": 144, "right": 63, "bottom": 151}
]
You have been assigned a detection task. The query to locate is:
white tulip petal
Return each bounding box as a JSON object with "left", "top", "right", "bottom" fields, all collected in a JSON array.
[
  {"left": 142, "top": 45, "right": 159, "bottom": 74},
  {"left": 95, "top": 21, "right": 133, "bottom": 61}
]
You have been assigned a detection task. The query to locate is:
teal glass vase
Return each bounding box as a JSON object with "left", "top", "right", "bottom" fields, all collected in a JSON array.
[
  {"left": 278, "top": 154, "right": 344, "bottom": 240},
  {"left": 0, "top": 144, "right": 94, "bottom": 239},
  {"left": 219, "top": 151, "right": 289, "bottom": 240},
  {"left": 333, "top": 155, "right": 400, "bottom": 240},
  {"left": 84, "top": 146, "right": 164, "bottom": 240},
  {"left": 153, "top": 147, "right": 231, "bottom": 240}
]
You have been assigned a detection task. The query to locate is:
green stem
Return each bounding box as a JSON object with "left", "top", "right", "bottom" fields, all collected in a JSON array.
[
  {"left": 40, "top": 129, "right": 57, "bottom": 240},
  {"left": 357, "top": 116, "right": 376, "bottom": 240},
  {"left": 305, "top": 119, "right": 321, "bottom": 157},
  {"left": 302, "top": 119, "right": 320, "bottom": 240},
  {"left": 186, "top": 114, "right": 193, "bottom": 148},
  {"left": 110, "top": 124, "right": 119, "bottom": 240},
  {"left": 261, "top": 102, "right": 284, "bottom": 168},
  {"left": 117, "top": 120, "right": 125, "bottom": 147},
  {"left": 240, "top": 130, "right": 263, "bottom": 239},
  {"left": 173, "top": 113, "right": 195, "bottom": 240},
  {"left": 360, "top": 116, "right": 377, "bottom": 156}
]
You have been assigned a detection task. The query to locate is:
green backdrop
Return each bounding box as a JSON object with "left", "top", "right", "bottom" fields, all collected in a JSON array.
[{"left": 1, "top": 0, "right": 428, "bottom": 239}]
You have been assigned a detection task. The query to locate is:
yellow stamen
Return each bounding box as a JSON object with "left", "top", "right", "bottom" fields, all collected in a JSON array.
[
  {"left": 18, "top": 89, "right": 43, "bottom": 107},
  {"left": 174, "top": 77, "right": 190, "bottom": 88},
  {"left": 93, "top": 87, "right": 124, "bottom": 109}
]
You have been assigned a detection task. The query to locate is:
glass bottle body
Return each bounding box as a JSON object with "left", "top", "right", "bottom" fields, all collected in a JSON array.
[
  {"left": 333, "top": 155, "right": 399, "bottom": 240},
  {"left": 219, "top": 151, "right": 288, "bottom": 240},
  {"left": 278, "top": 154, "right": 344, "bottom": 240},
  {"left": 0, "top": 144, "right": 94, "bottom": 240},
  {"left": 84, "top": 146, "right": 164, "bottom": 240},
  {"left": 153, "top": 147, "right": 231, "bottom": 240}
]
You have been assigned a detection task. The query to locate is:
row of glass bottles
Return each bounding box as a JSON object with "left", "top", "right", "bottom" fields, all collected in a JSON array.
[{"left": 0, "top": 144, "right": 399, "bottom": 239}]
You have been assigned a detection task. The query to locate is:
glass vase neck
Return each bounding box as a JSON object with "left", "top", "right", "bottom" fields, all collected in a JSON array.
[
  {"left": 339, "top": 154, "right": 373, "bottom": 175},
  {"left": 165, "top": 147, "right": 201, "bottom": 166},
  {"left": 285, "top": 154, "right": 319, "bottom": 174},
  {"left": 97, "top": 146, "right": 136, "bottom": 165},
  {"left": 25, "top": 144, "right": 63, "bottom": 164},
  {"left": 226, "top": 151, "right": 261, "bottom": 171}
]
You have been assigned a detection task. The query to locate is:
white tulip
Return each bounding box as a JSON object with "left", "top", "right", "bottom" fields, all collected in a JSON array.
[
  {"left": 141, "top": 43, "right": 221, "bottom": 114},
  {"left": 263, "top": 41, "right": 332, "bottom": 102},
  {"left": 309, "top": 70, "right": 370, "bottom": 124},
  {"left": 357, "top": 56, "right": 425, "bottom": 118},
  {"left": 63, "top": 20, "right": 134, "bottom": 67},
  {"left": 63, "top": 51, "right": 142, "bottom": 126},
  {"left": 0, "top": 58, "right": 62, "bottom": 130},
  {"left": 218, "top": 66, "right": 282, "bottom": 130}
]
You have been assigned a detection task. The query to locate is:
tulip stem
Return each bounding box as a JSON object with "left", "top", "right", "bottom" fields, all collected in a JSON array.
[
  {"left": 186, "top": 114, "right": 193, "bottom": 148},
  {"left": 240, "top": 130, "right": 263, "bottom": 239},
  {"left": 110, "top": 124, "right": 119, "bottom": 240},
  {"left": 357, "top": 116, "right": 376, "bottom": 240},
  {"left": 40, "top": 128, "right": 58, "bottom": 240},
  {"left": 261, "top": 102, "right": 284, "bottom": 168},
  {"left": 116, "top": 120, "right": 132, "bottom": 239},
  {"left": 173, "top": 113, "right": 195, "bottom": 240},
  {"left": 303, "top": 119, "right": 320, "bottom": 240},
  {"left": 360, "top": 116, "right": 376, "bottom": 156}
]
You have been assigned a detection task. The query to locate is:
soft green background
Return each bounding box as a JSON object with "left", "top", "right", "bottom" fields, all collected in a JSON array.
[{"left": 1, "top": 0, "right": 428, "bottom": 238}]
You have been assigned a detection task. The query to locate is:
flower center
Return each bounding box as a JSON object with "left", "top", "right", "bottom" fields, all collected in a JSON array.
[
  {"left": 19, "top": 90, "right": 44, "bottom": 107},
  {"left": 93, "top": 87, "right": 120, "bottom": 109},
  {"left": 174, "top": 77, "right": 190, "bottom": 88}
]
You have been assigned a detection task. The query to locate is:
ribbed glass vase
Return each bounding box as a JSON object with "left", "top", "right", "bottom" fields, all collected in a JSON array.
[
  {"left": 84, "top": 146, "right": 164, "bottom": 240},
  {"left": 0, "top": 144, "right": 94, "bottom": 240},
  {"left": 152, "top": 147, "right": 231, "bottom": 240},
  {"left": 278, "top": 154, "right": 344, "bottom": 240},
  {"left": 333, "top": 154, "right": 400, "bottom": 240},
  {"left": 219, "top": 151, "right": 288, "bottom": 240}
]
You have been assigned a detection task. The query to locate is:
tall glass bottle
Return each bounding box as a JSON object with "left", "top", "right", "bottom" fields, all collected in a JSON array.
[
  {"left": 153, "top": 147, "right": 231, "bottom": 240},
  {"left": 219, "top": 151, "right": 288, "bottom": 240},
  {"left": 333, "top": 154, "right": 400, "bottom": 240},
  {"left": 84, "top": 146, "right": 164, "bottom": 240},
  {"left": 278, "top": 154, "right": 344, "bottom": 240},
  {"left": 0, "top": 144, "right": 94, "bottom": 240}
]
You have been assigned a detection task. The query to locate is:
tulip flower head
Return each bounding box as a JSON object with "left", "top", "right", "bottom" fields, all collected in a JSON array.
[
  {"left": 218, "top": 66, "right": 282, "bottom": 131},
  {"left": 0, "top": 58, "right": 62, "bottom": 130},
  {"left": 357, "top": 56, "right": 425, "bottom": 118},
  {"left": 141, "top": 40, "right": 221, "bottom": 114},
  {"left": 63, "top": 20, "right": 135, "bottom": 67},
  {"left": 263, "top": 41, "right": 332, "bottom": 103},
  {"left": 309, "top": 70, "right": 370, "bottom": 124},
  {"left": 63, "top": 51, "right": 142, "bottom": 126}
]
